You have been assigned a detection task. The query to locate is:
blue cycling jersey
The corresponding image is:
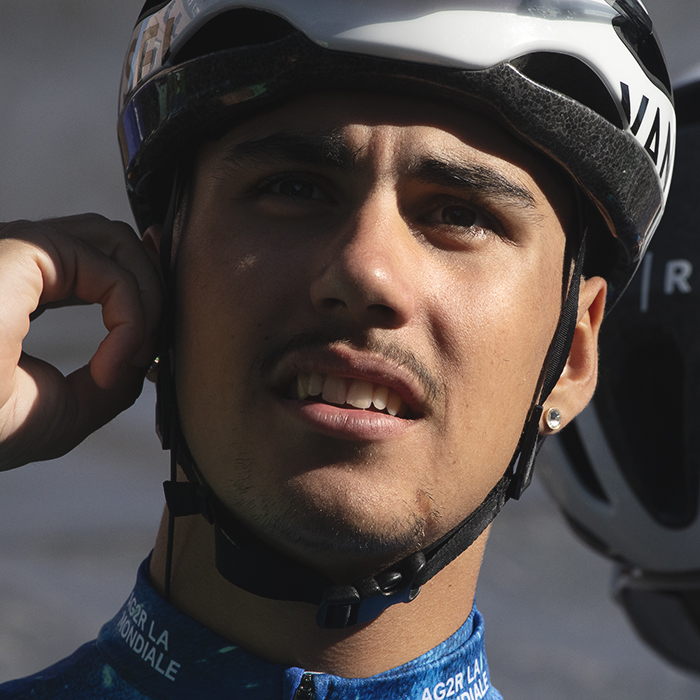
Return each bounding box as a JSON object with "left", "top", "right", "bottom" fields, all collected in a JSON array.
[{"left": 0, "top": 558, "right": 502, "bottom": 700}]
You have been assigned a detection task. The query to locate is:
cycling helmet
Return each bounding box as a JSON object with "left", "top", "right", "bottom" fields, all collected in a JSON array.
[
  {"left": 119, "top": 0, "right": 675, "bottom": 306},
  {"left": 117, "top": 0, "right": 676, "bottom": 628},
  {"left": 538, "top": 76, "right": 700, "bottom": 672}
]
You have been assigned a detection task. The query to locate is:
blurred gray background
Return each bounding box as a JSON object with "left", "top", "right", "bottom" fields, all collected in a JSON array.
[{"left": 1, "top": 1, "right": 700, "bottom": 698}]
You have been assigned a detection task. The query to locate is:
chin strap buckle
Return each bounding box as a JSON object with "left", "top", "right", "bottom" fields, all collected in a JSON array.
[{"left": 316, "top": 552, "right": 426, "bottom": 629}]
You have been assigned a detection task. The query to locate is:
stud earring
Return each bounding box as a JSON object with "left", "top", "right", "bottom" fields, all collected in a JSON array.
[{"left": 545, "top": 407, "right": 562, "bottom": 431}]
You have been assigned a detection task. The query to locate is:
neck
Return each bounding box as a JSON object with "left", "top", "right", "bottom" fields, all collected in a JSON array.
[{"left": 149, "top": 508, "right": 488, "bottom": 678}]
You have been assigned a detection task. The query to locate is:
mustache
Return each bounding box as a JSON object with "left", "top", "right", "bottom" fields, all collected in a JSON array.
[{"left": 259, "top": 329, "right": 441, "bottom": 403}]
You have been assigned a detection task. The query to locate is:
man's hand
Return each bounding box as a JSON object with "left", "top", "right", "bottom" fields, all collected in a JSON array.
[{"left": 0, "top": 214, "right": 164, "bottom": 470}]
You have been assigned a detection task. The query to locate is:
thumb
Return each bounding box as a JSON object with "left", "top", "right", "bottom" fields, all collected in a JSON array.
[{"left": 1, "top": 358, "right": 148, "bottom": 470}]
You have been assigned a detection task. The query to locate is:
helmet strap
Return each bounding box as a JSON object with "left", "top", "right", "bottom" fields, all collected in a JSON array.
[
  {"left": 153, "top": 166, "right": 188, "bottom": 601},
  {"left": 508, "top": 222, "right": 588, "bottom": 499}
]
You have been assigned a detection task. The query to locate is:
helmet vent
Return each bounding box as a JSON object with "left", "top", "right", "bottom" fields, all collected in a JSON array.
[
  {"left": 512, "top": 53, "right": 623, "bottom": 129},
  {"left": 559, "top": 422, "right": 610, "bottom": 503},
  {"left": 598, "top": 327, "right": 698, "bottom": 528},
  {"left": 612, "top": 8, "right": 672, "bottom": 97},
  {"left": 173, "top": 9, "right": 296, "bottom": 65}
]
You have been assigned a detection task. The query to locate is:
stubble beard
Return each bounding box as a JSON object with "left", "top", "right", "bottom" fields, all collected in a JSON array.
[{"left": 218, "top": 453, "right": 443, "bottom": 580}]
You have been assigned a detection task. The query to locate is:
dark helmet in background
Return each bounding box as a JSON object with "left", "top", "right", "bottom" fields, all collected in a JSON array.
[{"left": 539, "top": 75, "right": 700, "bottom": 673}]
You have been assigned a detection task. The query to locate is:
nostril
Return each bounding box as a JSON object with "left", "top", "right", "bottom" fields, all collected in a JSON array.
[
  {"left": 366, "top": 303, "right": 402, "bottom": 326},
  {"left": 320, "top": 298, "right": 346, "bottom": 312}
]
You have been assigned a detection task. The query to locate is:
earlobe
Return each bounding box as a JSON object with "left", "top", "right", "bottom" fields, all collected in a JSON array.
[
  {"left": 541, "top": 275, "right": 607, "bottom": 434},
  {"left": 143, "top": 224, "right": 164, "bottom": 255}
]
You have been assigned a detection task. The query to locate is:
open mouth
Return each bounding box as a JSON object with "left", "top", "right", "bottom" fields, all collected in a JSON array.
[{"left": 290, "top": 373, "right": 412, "bottom": 418}]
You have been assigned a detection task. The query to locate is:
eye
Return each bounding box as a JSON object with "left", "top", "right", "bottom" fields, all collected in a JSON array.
[
  {"left": 432, "top": 205, "right": 479, "bottom": 228},
  {"left": 263, "top": 175, "right": 331, "bottom": 202},
  {"left": 423, "top": 201, "right": 497, "bottom": 233}
]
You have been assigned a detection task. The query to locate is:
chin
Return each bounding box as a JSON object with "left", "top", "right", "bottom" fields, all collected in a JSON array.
[{"left": 234, "top": 479, "right": 434, "bottom": 579}]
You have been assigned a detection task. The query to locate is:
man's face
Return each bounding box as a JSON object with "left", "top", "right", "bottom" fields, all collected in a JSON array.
[{"left": 173, "top": 92, "right": 569, "bottom": 578}]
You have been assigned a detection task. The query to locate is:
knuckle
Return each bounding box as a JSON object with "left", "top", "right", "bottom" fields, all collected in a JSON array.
[
  {"left": 108, "top": 218, "right": 138, "bottom": 238},
  {"left": 0, "top": 219, "right": 46, "bottom": 240}
]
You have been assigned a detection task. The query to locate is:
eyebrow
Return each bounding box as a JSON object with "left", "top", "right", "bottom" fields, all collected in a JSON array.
[
  {"left": 409, "top": 158, "right": 537, "bottom": 210},
  {"left": 218, "top": 131, "right": 359, "bottom": 172},
  {"left": 217, "top": 130, "right": 538, "bottom": 211}
]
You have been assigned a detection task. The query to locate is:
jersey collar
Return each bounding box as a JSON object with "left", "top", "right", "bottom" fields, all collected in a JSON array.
[{"left": 97, "top": 557, "right": 500, "bottom": 699}]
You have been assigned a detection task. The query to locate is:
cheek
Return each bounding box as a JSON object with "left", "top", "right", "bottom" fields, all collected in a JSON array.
[
  {"left": 172, "top": 236, "right": 275, "bottom": 458},
  {"left": 429, "top": 252, "right": 561, "bottom": 479},
  {"left": 176, "top": 218, "right": 300, "bottom": 350}
]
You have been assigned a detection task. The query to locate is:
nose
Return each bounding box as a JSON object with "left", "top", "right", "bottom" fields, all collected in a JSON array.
[{"left": 309, "top": 197, "right": 417, "bottom": 329}]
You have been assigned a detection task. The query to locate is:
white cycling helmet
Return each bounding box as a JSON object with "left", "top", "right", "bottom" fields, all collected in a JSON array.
[
  {"left": 117, "top": 0, "right": 677, "bottom": 628},
  {"left": 119, "top": 0, "right": 675, "bottom": 305}
]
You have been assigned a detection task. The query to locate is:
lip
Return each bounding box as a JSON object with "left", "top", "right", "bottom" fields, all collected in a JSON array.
[
  {"left": 267, "top": 344, "right": 429, "bottom": 440},
  {"left": 270, "top": 344, "right": 428, "bottom": 414},
  {"left": 282, "top": 399, "right": 414, "bottom": 440}
]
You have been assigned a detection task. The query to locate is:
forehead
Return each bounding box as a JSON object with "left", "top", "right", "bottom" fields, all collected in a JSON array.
[{"left": 197, "top": 91, "right": 570, "bottom": 213}]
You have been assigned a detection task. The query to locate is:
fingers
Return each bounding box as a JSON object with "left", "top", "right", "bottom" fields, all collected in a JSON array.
[
  {"left": 0, "top": 215, "right": 165, "bottom": 469},
  {"left": 47, "top": 215, "right": 164, "bottom": 366},
  {"left": 45, "top": 230, "right": 149, "bottom": 389},
  {"left": 1, "top": 358, "right": 147, "bottom": 471},
  {"left": 0, "top": 216, "right": 164, "bottom": 390}
]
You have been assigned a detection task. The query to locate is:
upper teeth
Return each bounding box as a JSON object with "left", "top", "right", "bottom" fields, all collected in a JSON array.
[{"left": 295, "top": 373, "right": 405, "bottom": 416}]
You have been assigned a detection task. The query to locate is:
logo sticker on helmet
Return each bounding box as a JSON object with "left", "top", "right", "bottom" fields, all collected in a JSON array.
[
  {"left": 620, "top": 82, "right": 673, "bottom": 187},
  {"left": 638, "top": 252, "right": 694, "bottom": 313}
]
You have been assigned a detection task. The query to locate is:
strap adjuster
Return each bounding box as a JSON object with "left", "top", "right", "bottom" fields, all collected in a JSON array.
[
  {"left": 163, "top": 480, "right": 214, "bottom": 522},
  {"left": 316, "top": 553, "right": 425, "bottom": 629}
]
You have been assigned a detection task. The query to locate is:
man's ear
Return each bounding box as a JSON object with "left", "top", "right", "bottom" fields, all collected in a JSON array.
[
  {"left": 541, "top": 275, "right": 607, "bottom": 434},
  {"left": 142, "top": 224, "right": 163, "bottom": 255}
]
